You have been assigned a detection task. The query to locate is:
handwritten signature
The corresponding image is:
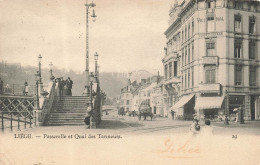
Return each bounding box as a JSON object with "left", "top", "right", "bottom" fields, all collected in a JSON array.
[{"left": 155, "top": 137, "right": 201, "bottom": 159}]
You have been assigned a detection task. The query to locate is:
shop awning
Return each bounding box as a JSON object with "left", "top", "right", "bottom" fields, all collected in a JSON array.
[
  {"left": 170, "top": 94, "right": 195, "bottom": 110},
  {"left": 194, "top": 96, "right": 225, "bottom": 110}
]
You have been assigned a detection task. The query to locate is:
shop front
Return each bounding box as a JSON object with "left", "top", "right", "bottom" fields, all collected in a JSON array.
[
  {"left": 194, "top": 96, "right": 225, "bottom": 120},
  {"left": 170, "top": 94, "right": 195, "bottom": 120}
]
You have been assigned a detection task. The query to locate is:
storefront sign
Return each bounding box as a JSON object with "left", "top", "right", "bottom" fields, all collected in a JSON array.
[
  {"left": 199, "top": 32, "right": 223, "bottom": 38},
  {"left": 198, "top": 83, "right": 220, "bottom": 93},
  {"left": 202, "top": 56, "right": 219, "bottom": 65},
  {"left": 197, "top": 16, "right": 224, "bottom": 23}
]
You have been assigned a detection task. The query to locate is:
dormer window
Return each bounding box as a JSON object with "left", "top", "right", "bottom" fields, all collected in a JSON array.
[
  {"left": 207, "top": 16, "right": 215, "bottom": 32},
  {"left": 249, "top": 16, "right": 255, "bottom": 34},
  {"left": 234, "top": 14, "right": 242, "bottom": 33},
  {"left": 207, "top": 0, "right": 214, "bottom": 8}
]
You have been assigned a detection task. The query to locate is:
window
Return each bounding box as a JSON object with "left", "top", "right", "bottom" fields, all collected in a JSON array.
[
  {"left": 249, "top": 40, "right": 256, "bottom": 59},
  {"left": 169, "top": 62, "right": 172, "bottom": 78},
  {"left": 182, "top": 30, "right": 184, "bottom": 43},
  {"left": 235, "top": 65, "right": 242, "bottom": 86},
  {"left": 207, "top": 16, "right": 215, "bottom": 32},
  {"left": 192, "top": 19, "right": 194, "bottom": 35},
  {"left": 174, "top": 61, "right": 177, "bottom": 77},
  {"left": 185, "top": 46, "right": 187, "bottom": 65},
  {"left": 234, "top": 2, "right": 243, "bottom": 9},
  {"left": 182, "top": 75, "right": 184, "bottom": 90},
  {"left": 188, "top": 44, "right": 190, "bottom": 63},
  {"left": 192, "top": 67, "right": 194, "bottom": 87},
  {"left": 249, "top": 16, "right": 255, "bottom": 34},
  {"left": 164, "top": 64, "right": 168, "bottom": 79},
  {"left": 248, "top": 66, "right": 257, "bottom": 86},
  {"left": 206, "top": 43, "right": 215, "bottom": 56},
  {"left": 185, "top": 26, "right": 187, "bottom": 41},
  {"left": 234, "top": 40, "right": 242, "bottom": 58},
  {"left": 188, "top": 70, "right": 190, "bottom": 89},
  {"left": 205, "top": 65, "right": 216, "bottom": 84},
  {"left": 188, "top": 24, "right": 190, "bottom": 39},
  {"left": 207, "top": 0, "right": 214, "bottom": 8},
  {"left": 126, "top": 100, "right": 130, "bottom": 105},
  {"left": 234, "top": 14, "right": 241, "bottom": 32},
  {"left": 250, "top": 66, "right": 257, "bottom": 86},
  {"left": 182, "top": 49, "right": 184, "bottom": 66},
  {"left": 192, "top": 42, "right": 194, "bottom": 61},
  {"left": 185, "top": 72, "right": 187, "bottom": 89}
]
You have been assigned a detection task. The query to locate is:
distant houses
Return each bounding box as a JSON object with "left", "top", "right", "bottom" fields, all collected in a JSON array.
[{"left": 119, "top": 73, "right": 165, "bottom": 117}]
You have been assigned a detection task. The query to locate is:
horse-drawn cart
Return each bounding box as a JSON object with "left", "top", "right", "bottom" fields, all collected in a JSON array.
[{"left": 138, "top": 100, "right": 153, "bottom": 121}]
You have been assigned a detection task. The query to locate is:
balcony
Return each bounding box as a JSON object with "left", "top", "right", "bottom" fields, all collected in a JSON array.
[
  {"left": 202, "top": 56, "right": 219, "bottom": 66},
  {"left": 198, "top": 83, "right": 220, "bottom": 94}
]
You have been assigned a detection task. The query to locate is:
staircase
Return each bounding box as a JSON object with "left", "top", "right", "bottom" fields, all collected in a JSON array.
[{"left": 44, "top": 96, "right": 89, "bottom": 126}]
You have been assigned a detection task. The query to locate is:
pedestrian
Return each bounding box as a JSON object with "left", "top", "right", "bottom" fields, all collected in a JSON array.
[
  {"left": 55, "top": 78, "right": 60, "bottom": 97},
  {"left": 190, "top": 119, "right": 200, "bottom": 135},
  {"left": 60, "top": 77, "right": 65, "bottom": 96},
  {"left": 58, "top": 78, "right": 63, "bottom": 97},
  {"left": 23, "top": 81, "right": 29, "bottom": 95},
  {"left": 201, "top": 119, "right": 213, "bottom": 136},
  {"left": 84, "top": 103, "right": 92, "bottom": 128},
  {"left": 0, "top": 78, "right": 3, "bottom": 94},
  {"left": 66, "top": 77, "right": 73, "bottom": 96}
]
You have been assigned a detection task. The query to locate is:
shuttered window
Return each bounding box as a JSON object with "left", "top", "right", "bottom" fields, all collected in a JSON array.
[
  {"left": 235, "top": 65, "right": 242, "bottom": 86},
  {"left": 249, "top": 66, "right": 257, "bottom": 86},
  {"left": 205, "top": 65, "right": 216, "bottom": 84}
]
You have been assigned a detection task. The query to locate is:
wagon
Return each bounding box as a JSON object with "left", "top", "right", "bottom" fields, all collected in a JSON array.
[{"left": 138, "top": 100, "right": 153, "bottom": 121}]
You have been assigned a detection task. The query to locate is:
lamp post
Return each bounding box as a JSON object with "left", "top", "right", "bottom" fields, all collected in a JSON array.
[
  {"left": 85, "top": 0, "right": 97, "bottom": 94},
  {"left": 89, "top": 72, "right": 96, "bottom": 128},
  {"left": 38, "top": 54, "right": 42, "bottom": 84},
  {"left": 49, "top": 62, "right": 55, "bottom": 81},
  {"left": 37, "top": 54, "right": 43, "bottom": 93},
  {"left": 94, "top": 52, "right": 99, "bottom": 78},
  {"left": 34, "top": 71, "right": 40, "bottom": 110}
]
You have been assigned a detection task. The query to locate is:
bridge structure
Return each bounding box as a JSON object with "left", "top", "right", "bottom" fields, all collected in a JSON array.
[{"left": 0, "top": 79, "right": 103, "bottom": 132}]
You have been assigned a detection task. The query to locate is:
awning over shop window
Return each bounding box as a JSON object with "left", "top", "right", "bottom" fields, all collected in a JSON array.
[
  {"left": 194, "top": 96, "right": 225, "bottom": 110},
  {"left": 170, "top": 94, "right": 195, "bottom": 110}
]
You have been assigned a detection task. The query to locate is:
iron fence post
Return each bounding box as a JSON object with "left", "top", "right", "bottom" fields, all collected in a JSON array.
[
  {"left": 1, "top": 111, "right": 4, "bottom": 132},
  {"left": 18, "top": 115, "right": 20, "bottom": 131},
  {"left": 24, "top": 116, "right": 26, "bottom": 129},
  {"left": 30, "top": 111, "right": 32, "bottom": 128},
  {"left": 34, "top": 112, "right": 36, "bottom": 126},
  {"left": 11, "top": 112, "right": 13, "bottom": 131}
]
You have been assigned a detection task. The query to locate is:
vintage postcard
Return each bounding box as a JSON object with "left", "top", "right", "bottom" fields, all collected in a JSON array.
[{"left": 1, "top": 0, "right": 260, "bottom": 164}]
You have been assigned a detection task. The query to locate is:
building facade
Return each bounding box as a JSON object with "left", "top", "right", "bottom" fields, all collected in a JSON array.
[
  {"left": 120, "top": 74, "right": 164, "bottom": 116},
  {"left": 163, "top": 0, "right": 260, "bottom": 120}
]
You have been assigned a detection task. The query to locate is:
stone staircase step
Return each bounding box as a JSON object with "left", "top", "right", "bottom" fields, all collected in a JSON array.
[{"left": 44, "top": 96, "right": 91, "bottom": 126}]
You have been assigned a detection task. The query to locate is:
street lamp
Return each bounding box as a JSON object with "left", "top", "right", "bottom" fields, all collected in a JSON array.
[
  {"left": 84, "top": 0, "right": 97, "bottom": 95},
  {"left": 49, "top": 62, "right": 55, "bottom": 81},
  {"left": 34, "top": 71, "right": 40, "bottom": 109},
  {"left": 94, "top": 52, "right": 99, "bottom": 77},
  {"left": 38, "top": 54, "right": 42, "bottom": 84}
]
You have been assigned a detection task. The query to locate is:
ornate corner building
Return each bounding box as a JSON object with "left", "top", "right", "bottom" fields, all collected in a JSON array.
[{"left": 162, "top": 0, "right": 260, "bottom": 120}]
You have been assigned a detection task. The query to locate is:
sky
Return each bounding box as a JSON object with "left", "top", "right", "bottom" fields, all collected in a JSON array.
[{"left": 0, "top": 0, "right": 174, "bottom": 74}]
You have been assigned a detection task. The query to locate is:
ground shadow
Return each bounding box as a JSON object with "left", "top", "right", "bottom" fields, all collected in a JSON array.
[{"left": 98, "top": 119, "right": 143, "bottom": 130}]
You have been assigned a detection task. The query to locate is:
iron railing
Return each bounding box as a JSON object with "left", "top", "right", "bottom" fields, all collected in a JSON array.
[
  {"left": 2, "top": 84, "right": 48, "bottom": 96},
  {"left": 1, "top": 110, "right": 35, "bottom": 132}
]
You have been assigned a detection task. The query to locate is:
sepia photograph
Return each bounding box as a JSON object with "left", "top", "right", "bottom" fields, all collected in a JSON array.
[{"left": 1, "top": 0, "right": 260, "bottom": 164}]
